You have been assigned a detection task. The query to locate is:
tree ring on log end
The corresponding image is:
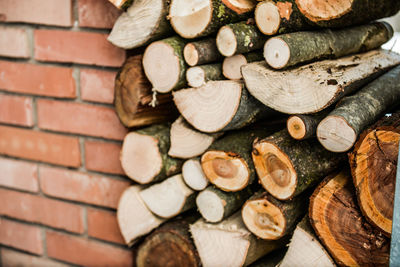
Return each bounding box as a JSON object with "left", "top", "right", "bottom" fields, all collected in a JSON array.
[
  {"left": 196, "top": 190, "right": 225, "bottom": 222},
  {"left": 264, "top": 37, "right": 290, "bottom": 69},
  {"left": 255, "top": 1, "right": 280, "bottom": 35},
  {"left": 216, "top": 26, "right": 237, "bottom": 57},
  {"left": 295, "top": 0, "right": 352, "bottom": 22},
  {"left": 287, "top": 116, "right": 306, "bottom": 140},
  {"left": 184, "top": 43, "right": 199, "bottom": 66}
]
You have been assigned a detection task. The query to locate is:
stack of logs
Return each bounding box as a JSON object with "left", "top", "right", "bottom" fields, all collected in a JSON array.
[{"left": 108, "top": 0, "right": 400, "bottom": 266}]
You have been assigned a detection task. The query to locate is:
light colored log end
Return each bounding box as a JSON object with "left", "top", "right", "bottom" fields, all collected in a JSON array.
[
  {"left": 184, "top": 43, "right": 199, "bottom": 66},
  {"left": 216, "top": 26, "right": 237, "bottom": 57},
  {"left": 196, "top": 190, "right": 225, "bottom": 222},
  {"left": 255, "top": 1, "right": 280, "bottom": 35},
  {"left": 187, "top": 66, "right": 207, "bottom": 87},
  {"left": 264, "top": 37, "right": 290, "bottom": 69},
  {"left": 287, "top": 115, "right": 307, "bottom": 140},
  {"left": 222, "top": 0, "right": 257, "bottom": 14},
  {"left": 182, "top": 158, "right": 209, "bottom": 191},
  {"left": 223, "top": 54, "right": 247, "bottom": 80}
]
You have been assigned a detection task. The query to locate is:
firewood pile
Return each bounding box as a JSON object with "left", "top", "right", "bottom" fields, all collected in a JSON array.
[{"left": 108, "top": 0, "right": 400, "bottom": 266}]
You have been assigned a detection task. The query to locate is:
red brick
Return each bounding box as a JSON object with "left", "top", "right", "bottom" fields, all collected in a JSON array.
[
  {"left": 0, "top": 218, "right": 43, "bottom": 255},
  {"left": 1, "top": 248, "right": 69, "bottom": 267},
  {"left": 0, "top": 188, "right": 84, "bottom": 233},
  {"left": 40, "top": 166, "right": 130, "bottom": 208},
  {"left": 81, "top": 69, "right": 116, "bottom": 104},
  {"left": 47, "top": 231, "right": 133, "bottom": 266},
  {"left": 0, "top": 157, "right": 38, "bottom": 192},
  {"left": 85, "top": 141, "right": 124, "bottom": 175},
  {"left": 0, "top": 126, "right": 81, "bottom": 167},
  {"left": 87, "top": 208, "right": 124, "bottom": 244},
  {"left": 0, "top": 94, "right": 33, "bottom": 126},
  {"left": 78, "top": 0, "right": 122, "bottom": 29},
  {"left": 0, "top": 26, "right": 30, "bottom": 58},
  {"left": 0, "top": 61, "right": 76, "bottom": 98},
  {"left": 34, "top": 30, "right": 125, "bottom": 67},
  {"left": 0, "top": 0, "right": 72, "bottom": 27},
  {"left": 37, "top": 99, "right": 127, "bottom": 140}
]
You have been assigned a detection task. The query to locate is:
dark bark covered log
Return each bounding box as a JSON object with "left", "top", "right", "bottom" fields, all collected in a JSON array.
[
  {"left": 286, "top": 110, "right": 330, "bottom": 140},
  {"left": 120, "top": 124, "right": 183, "bottom": 184},
  {"left": 108, "top": 0, "right": 172, "bottom": 49},
  {"left": 242, "top": 191, "right": 307, "bottom": 240},
  {"left": 349, "top": 112, "right": 400, "bottom": 236},
  {"left": 317, "top": 65, "right": 400, "bottom": 153},
  {"left": 216, "top": 21, "right": 267, "bottom": 57},
  {"left": 222, "top": 51, "right": 263, "bottom": 80},
  {"left": 242, "top": 50, "right": 400, "bottom": 114},
  {"left": 136, "top": 217, "right": 201, "bottom": 267},
  {"left": 114, "top": 55, "right": 178, "bottom": 128},
  {"left": 184, "top": 38, "right": 223, "bottom": 66},
  {"left": 309, "top": 170, "right": 390, "bottom": 266},
  {"left": 186, "top": 63, "right": 224, "bottom": 88},
  {"left": 252, "top": 129, "right": 346, "bottom": 200},
  {"left": 264, "top": 22, "right": 393, "bottom": 69},
  {"left": 248, "top": 248, "right": 287, "bottom": 267}
]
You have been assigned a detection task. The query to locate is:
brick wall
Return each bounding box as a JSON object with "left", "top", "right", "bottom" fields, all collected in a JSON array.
[{"left": 0, "top": 1, "right": 135, "bottom": 266}]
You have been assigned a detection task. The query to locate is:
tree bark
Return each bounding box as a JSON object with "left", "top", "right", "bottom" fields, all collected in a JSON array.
[
  {"left": 242, "top": 50, "right": 400, "bottom": 114},
  {"left": 184, "top": 38, "right": 223, "bottom": 66},
  {"left": 317, "top": 65, "right": 400, "bottom": 153},
  {"left": 309, "top": 169, "right": 390, "bottom": 266},
  {"left": 264, "top": 22, "right": 393, "bottom": 69},
  {"left": 348, "top": 112, "right": 400, "bottom": 236},
  {"left": 248, "top": 248, "right": 287, "bottom": 267},
  {"left": 186, "top": 63, "right": 224, "bottom": 88},
  {"left": 286, "top": 109, "right": 330, "bottom": 140},
  {"left": 252, "top": 129, "right": 346, "bottom": 200}
]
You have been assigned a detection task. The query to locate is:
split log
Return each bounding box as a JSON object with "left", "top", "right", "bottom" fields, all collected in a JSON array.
[
  {"left": 295, "top": 0, "right": 400, "bottom": 28},
  {"left": 279, "top": 215, "right": 335, "bottom": 267},
  {"left": 186, "top": 63, "right": 224, "bottom": 88},
  {"left": 120, "top": 124, "right": 183, "bottom": 184},
  {"left": 286, "top": 110, "right": 330, "bottom": 140},
  {"left": 216, "top": 21, "right": 267, "bottom": 57},
  {"left": 190, "top": 212, "right": 288, "bottom": 267},
  {"left": 108, "top": 0, "right": 172, "bottom": 49},
  {"left": 309, "top": 170, "right": 390, "bottom": 266},
  {"left": 222, "top": 52, "right": 263, "bottom": 80},
  {"left": 173, "top": 80, "right": 275, "bottom": 133},
  {"left": 248, "top": 248, "right": 287, "bottom": 267},
  {"left": 169, "top": 0, "right": 255, "bottom": 39},
  {"left": 142, "top": 36, "right": 187, "bottom": 93},
  {"left": 264, "top": 22, "right": 393, "bottom": 69},
  {"left": 117, "top": 186, "right": 165, "bottom": 246},
  {"left": 196, "top": 186, "right": 253, "bottom": 222},
  {"left": 255, "top": 0, "right": 310, "bottom": 36},
  {"left": 242, "top": 191, "right": 306, "bottom": 240},
  {"left": 114, "top": 55, "right": 177, "bottom": 128},
  {"left": 252, "top": 129, "right": 345, "bottom": 200},
  {"left": 108, "top": 0, "right": 133, "bottom": 9},
  {"left": 183, "top": 38, "right": 223, "bottom": 66},
  {"left": 349, "top": 112, "right": 400, "bottom": 236},
  {"left": 182, "top": 158, "right": 209, "bottom": 191},
  {"left": 168, "top": 117, "right": 220, "bottom": 159},
  {"left": 317, "top": 65, "right": 400, "bottom": 153},
  {"left": 136, "top": 218, "right": 201, "bottom": 267},
  {"left": 140, "top": 174, "right": 196, "bottom": 218},
  {"left": 242, "top": 50, "right": 400, "bottom": 114}
]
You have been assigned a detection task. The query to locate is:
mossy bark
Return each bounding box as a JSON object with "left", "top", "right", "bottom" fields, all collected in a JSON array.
[
  {"left": 185, "top": 38, "right": 223, "bottom": 66},
  {"left": 243, "top": 51, "right": 264, "bottom": 62},
  {"left": 187, "top": 63, "right": 224, "bottom": 87}
]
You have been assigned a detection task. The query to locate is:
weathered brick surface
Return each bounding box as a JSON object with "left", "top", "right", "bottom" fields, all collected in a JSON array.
[
  {"left": 0, "top": 94, "right": 33, "bottom": 126},
  {"left": 1, "top": 248, "right": 70, "bottom": 267},
  {"left": 80, "top": 69, "right": 117, "bottom": 104},
  {"left": 78, "top": 0, "right": 122, "bottom": 29},
  {"left": 0, "top": 157, "right": 38, "bottom": 192},
  {"left": 87, "top": 208, "right": 125, "bottom": 244},
  {"left": 0, "top": 26, "right": 30, "bottom": 58},
  {"left": 85, "top": 140, "right": 124, "bottom": 175}
]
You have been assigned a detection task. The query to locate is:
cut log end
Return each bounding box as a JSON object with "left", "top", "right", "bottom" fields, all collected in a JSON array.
[
  {"left": 196, "top": 190, "right": 225, "bottom": 222},
  {"left": 242, "top": 198, "right": 285, "bottom": 240},
  {"left": 216, "top": 26, "right": 237, "bottom": 57},
  {"left": 202, "top": 150, "right": 250, "bottom": 192},
  {"left": 252, "top": 141, "right": 297, "bottom": 200},
  {"left": 287, "top": 116, "right": 307, "bottom": 140},
  {"left": 264, "top": 37, "right": 290, "bottom": 69},
  {"left": 255, "top": 1, "right": 280, "bottom": 35},
  {"left": 182, "top": 158, "right": 209, "bottom": 191},
  {"left": 222, "top": 0, "right": 257, "bottom": 14},
  {"left": 121, "top": 132, "right": 162, "bottom": 184},
  {"left": 222, "top": 54, "right": 247, "bottom": 80},
  {"left": 184, "top": 43, "right": 199, "bottom": 66},
  {"left": 295, "top": 0, "right": 352, "bottom": 22},
  {"left": 317, "top": 115, "right": 357, "bottom": 152},
  {"left": 187, "top": 66, "right": 206, "bottom": 87}
]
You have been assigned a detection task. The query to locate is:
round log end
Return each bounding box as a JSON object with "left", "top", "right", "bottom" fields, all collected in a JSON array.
[
  {"left": 221, "top": 0, "right": 257, "bottom": 14},
  {"left": 184, "top": 43, "right": 199, "bottom": 66},
  {"left": 264, "top": 37, "right": 290, "bottom": 69},
  {"left": 201, "top": 150, "right": 250, "bottom": 192},
  {"left": 196, "top": 189, "right": 225, "bottom": 222},
  {"left": 222, "top": 54, "right": 247, "bottom": 80},
  {"left": 182, "top": 158, "right": 209, "bottom": 191},
  {"left": 287, "top": 115, "right": 307, "bottom": 140},
  {"left": 216, "top": 26, "right": 237, "bottom": 57},
  {"left": 255, "top": 1, "right": 280, "bottom": 35},
  {"left": 295, "top": 0, "right": 352, "bottom": 22},
  {"left": 187, "top": 66, "right": 206, "bottom": 87}
]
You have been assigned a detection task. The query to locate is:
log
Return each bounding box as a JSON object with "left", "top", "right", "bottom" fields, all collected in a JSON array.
[
  {"left": 108, "top": 0, "right": 172, "bottom": 49},
  {"left": 182, "top": 158, "right": 209, "bottom": 191},
  {"left": 252, "top": 129, "right": 346, "bottom": 200},
  {"left": 173, "top": 80, "right": 276, "bottom": 133},
  {"left": 286, "top": 110, "right": 330, "bottom": 140},
  {"left": 169, "top": 0, "right": 254, "bottom": 39},
  {"left": 216, "top": 21, "right": 267, "bottom": 57},
  {"left": 120, "top": 124, "right": 183, "bottom": 184},
  {"left": 183, "top": 38, "right": 223, "bottom": 66},
  {"left": 186, "top": 63, "right": 224, "bottom": 88},
  {"left": 242, "top": 191, "right": 306, "bottom": 240},
  {"left": 242, "top": 50, "right": 400, "bottom": 114},
  {"left": 108, "top": 0, "right": 133, "bottom": 9},
  {"left": 140, "top": 174, "right": 196, "bottom": 218},
  {"left": 254, "top": 0, "right": 310, "bottom": 36},
  {"left": 248, "top": 248, "right": 287, "bottom": 267},
  {"left": 142, "top": 36, "right": 188, "bottom": 93},
  {"left": 190, "top": 212, "right": 288, "bottom": 267},
  {"left": 136, "top": 218, "right": 201, "bottom": 267},
  {"left": 295, "top": 0, "right": 400, "bottom": 28},
  {"left": 117, "top": 186, "right": 165, "bottom": 246},
  {"left": 279, "top": 215, "right": 335, "bottom": 267},
  {"left": 309, "top": 170, "right": 390, "bottom": 266},
  {"left": 196, "top": 186, "right": 253, "bottom": 222},
  {"left": 317, "top": 65, "right": 400, "bottom": 153},
  {"left": 168, "top": 117, "right": 220, "bottom": 159},
  {"left": 114, "top": 55, "right": 178, "bottom": 128},
  {"left": 348, "top": 112, "right": 400, "bottom": 236},
  {"left": 222, "top": 52, "right": 263, "bottom": 80},
  {"left": 264, "top": 22, "right": 393, "bottom": 69}
]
